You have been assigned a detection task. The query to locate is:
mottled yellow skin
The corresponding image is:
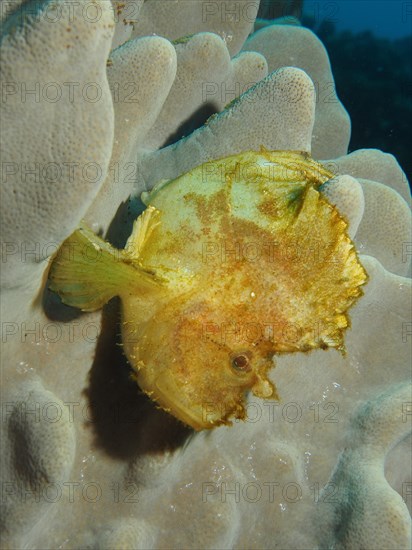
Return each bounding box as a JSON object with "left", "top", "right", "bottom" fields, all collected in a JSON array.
[{"left": 50, "top": 150, "right": 367, "bottom": 430}]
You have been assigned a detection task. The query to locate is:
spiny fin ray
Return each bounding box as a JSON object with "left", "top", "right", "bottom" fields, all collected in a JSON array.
[{"left": 124, "top": 205, "right": 161, "bottom": 262}]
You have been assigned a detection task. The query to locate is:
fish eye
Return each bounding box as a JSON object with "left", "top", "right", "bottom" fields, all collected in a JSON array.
[{"left": 231, "top": 353, "right": 252, "bottom": 374}]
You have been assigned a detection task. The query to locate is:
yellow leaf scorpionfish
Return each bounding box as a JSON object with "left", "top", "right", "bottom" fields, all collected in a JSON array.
[{"left": 49, "top": 150, "right": 367, "bottom": 430}]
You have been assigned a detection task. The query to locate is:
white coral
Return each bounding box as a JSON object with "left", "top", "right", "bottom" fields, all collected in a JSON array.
[{"left": 0, "top": 1, "right": 410, "bottom": 548}]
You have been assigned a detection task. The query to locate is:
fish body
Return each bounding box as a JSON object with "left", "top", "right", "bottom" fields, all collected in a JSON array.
[{"left": 49, "top": 150, "right": 367, "bottom": 430}]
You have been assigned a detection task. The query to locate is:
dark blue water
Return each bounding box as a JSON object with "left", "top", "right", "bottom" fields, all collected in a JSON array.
[
  {"left": 303, "top": 0, "right": 412, "bottom": 39},
  {"left": 300, "top": 0, "right": 412, "bottom": 186}
]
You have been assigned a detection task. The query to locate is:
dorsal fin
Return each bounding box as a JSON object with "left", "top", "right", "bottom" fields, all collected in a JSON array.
[{"left": 124, "top": 206, "right": 161, "bottom": 263}]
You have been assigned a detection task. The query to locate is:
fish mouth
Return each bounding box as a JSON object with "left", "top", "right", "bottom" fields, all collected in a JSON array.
[
  {"left": 134, "top": 359, "right": 246, "bottom": 430},
  {"left": 135, "top": 365, "right": 233, "bottom": 430},
  {"left": 150, "top": 372, "right": 229, "bottom": 431}
]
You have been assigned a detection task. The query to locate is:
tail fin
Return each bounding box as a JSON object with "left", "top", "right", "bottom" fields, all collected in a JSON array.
[{"left": 49, "top": 222, "right": 162, "bottom": 312}]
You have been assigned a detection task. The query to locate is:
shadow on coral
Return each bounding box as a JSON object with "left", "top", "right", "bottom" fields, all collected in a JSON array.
[
  {"left": 105, "top": 197, "right": 146, "bottom": 249},
  {"left": 85, "top": 298, "right": 192, "bottom": 460},
  {"left": 43, "top": 284, "right": 83, "bottom": 322},
  {"left": 162, "top": 102, "right": 219, "bottom": 148}
]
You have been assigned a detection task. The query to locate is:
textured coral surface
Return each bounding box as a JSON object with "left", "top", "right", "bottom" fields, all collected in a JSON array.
[{"left": 1, "top": 1, "right": 411, "bottom": 548}]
